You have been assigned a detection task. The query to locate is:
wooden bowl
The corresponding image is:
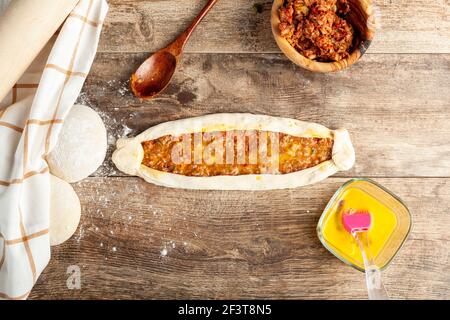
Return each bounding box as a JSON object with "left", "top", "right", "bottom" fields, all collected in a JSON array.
[{"left": 271, "top": 0, "right": 376, "bottom": 73}]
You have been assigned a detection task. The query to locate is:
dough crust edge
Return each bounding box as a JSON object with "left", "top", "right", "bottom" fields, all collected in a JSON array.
[{"left": 112, "top": 113, "right": 355, "bottom": 190}]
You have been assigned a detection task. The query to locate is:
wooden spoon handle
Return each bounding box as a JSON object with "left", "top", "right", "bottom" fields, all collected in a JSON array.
[{"left": 168, "top": 0, "right": 219, "bottom": 56}]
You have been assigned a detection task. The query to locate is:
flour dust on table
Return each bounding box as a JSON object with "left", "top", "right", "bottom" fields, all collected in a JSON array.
[{"left": 75, "top": 90, "right": 137, "bottom": 177}]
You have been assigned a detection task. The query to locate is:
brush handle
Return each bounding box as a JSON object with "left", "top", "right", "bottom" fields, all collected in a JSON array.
[
  {"left": 364, "top": 265, "right": 389, "bottom": 300},
  {"left": 354, "top": 232, "right": 389, "bottom": 300}
]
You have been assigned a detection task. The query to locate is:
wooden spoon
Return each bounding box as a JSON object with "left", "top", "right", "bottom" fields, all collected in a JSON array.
[{"left": 131, "top": 0, "right": 219, "bottom": 100}]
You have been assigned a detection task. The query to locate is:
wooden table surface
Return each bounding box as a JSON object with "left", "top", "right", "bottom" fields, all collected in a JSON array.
[{"left": 30, "top": 0, "right": 450, "bottom": 299}]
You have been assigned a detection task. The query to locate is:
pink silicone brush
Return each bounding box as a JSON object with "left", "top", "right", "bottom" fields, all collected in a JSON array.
[
  {"left": 342, "top": 208, "right": 389, "bottom": 300},
  {"left": 342, "top": 210, "right": 372, "bottom": 234}
]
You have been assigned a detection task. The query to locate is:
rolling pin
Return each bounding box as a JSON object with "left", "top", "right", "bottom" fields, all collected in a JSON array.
[{"left": 0, "top": 0, "right": 79, "bottom": 102}]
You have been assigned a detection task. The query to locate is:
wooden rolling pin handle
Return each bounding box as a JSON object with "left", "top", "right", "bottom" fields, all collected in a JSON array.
[{"left": 0, "top": 0, "right": 79, "bottom": 102}]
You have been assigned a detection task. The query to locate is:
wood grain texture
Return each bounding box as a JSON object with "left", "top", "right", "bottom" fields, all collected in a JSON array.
[
  {"left": 27, "top": 0, "right": 450, "bottom": 299},
  {"left": 99, "top": 0, "right": 450, "bottom": 54},
  {"left": 29, "top": 177, "right": 450, "bottom": 300},
  {"left": 78, "top": 52, "right": 450, "bottom": 178}
]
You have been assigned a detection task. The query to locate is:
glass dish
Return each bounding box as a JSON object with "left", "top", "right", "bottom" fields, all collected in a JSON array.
[{"left": 317, "top": 178, "right": 411, "bottom": 271}]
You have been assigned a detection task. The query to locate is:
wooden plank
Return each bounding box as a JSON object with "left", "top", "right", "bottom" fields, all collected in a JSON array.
[
  {"left": 76, "top": 52, "right": 450, "bottom": 178},
  {"left": 99, "top": 0, "right": 450, "bottom": 54},
  {"left": 29, "top": 177, "right": 450, "bottom": 299}
]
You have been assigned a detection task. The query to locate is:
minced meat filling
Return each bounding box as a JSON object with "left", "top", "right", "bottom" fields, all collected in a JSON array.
[
  {"left": 279, "top": 0, "right": 354, "bottom": 62},
  {"left": 141, "top": 131, "right": 333, "bottom": 177}
]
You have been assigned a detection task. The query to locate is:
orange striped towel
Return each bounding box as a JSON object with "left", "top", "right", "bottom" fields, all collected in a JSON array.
[{"left": 0, "top": 0, "right": 108, "bottom": 299}]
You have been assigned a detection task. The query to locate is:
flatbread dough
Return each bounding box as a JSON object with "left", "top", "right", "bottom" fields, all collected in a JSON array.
[
  {"left": 47, "top": 104, "right": 107, "bottom": 183},
  {"left": 49, "top": 175, "right": 81, "bottom": 246},
  {"left": 112, "top": 113, "right": 355, "bottom": 190}
]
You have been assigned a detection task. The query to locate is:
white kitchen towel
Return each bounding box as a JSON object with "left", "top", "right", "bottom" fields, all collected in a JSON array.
[{"left": 0, "top": 0, "right": 108, "bottom": 299}]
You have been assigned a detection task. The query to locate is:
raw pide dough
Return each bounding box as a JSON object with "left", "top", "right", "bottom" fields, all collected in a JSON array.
[
  {"left": 112, "top": 113, "right": 355, "bottom": 190},
  {"left": 49, "top": 175, "right": 81, "bottom": 246},
  {"left": 47, "top": 105, "right": 107, "bottom": 183}
]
